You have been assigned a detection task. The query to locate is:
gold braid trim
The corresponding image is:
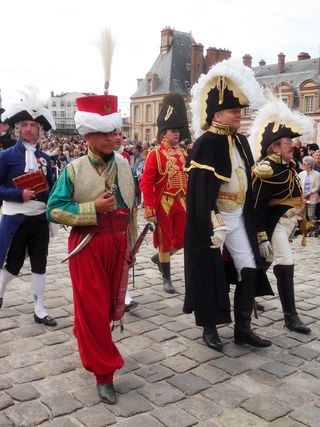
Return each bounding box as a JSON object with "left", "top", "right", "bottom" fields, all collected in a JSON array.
[
  {"left": 268, "top": 196, "right": 304, "bottom": 208},
  {"left": 155, "top": 148, "right": 170, "bottom": 176},
  {"left": 184, "top": 160, "right": 230, "bottom": 182}
]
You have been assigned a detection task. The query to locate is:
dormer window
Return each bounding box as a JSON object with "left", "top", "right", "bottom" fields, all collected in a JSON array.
[{"left": 147, "top": 79, "right": 152, "bottom": 95}]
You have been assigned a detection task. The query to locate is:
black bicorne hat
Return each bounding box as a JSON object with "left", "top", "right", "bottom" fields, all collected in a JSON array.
[
  {"left": 157, "top": 104, "right": 183, "bottom": 136},
  {"left": 6, "top": 109, "right": 53, "bottom": 132},
  {"left": 260, "top": 122, "right": 301, "bottom": 158},
  {"left": 205, "top": 81, "right": 247, "bottom": 125}
]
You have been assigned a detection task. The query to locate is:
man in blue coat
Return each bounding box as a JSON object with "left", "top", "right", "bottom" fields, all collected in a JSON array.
[{"left": 0, "top": 95, "right": 57, "bottom": 326}]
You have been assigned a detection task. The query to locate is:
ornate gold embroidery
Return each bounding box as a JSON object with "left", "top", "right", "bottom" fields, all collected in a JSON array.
[
  {"left": 79, "top": 201, "right": 96, "bottom": 215},
  {"left": 50, "top": 208, "right": 97, "bottom": 227},
  {"left": 257, "top": 231, "right": 268, "bottom": 243},
  {"left": 160, "top": 194, "right": 175, "bottom": 215},
  {"left": 217, "top": 192, "right": 246, "bottom": 204},
  {"left": 144, "top": 206, "right": 154, "bottom": 218},
  {"left": 208, "top": 121, "right": 231, "bottom": 136},
  {"left": 253, "top": 161, "right": 274, "bottom": 178}
]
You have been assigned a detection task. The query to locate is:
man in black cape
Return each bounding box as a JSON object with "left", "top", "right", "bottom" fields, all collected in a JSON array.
[{"left": 184, "top": 59, "right": 273, "bottom": 352}]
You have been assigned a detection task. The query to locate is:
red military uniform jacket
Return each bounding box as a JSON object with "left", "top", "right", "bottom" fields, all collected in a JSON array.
[{"left": 140, "top": 138, "right": 188, "bottom": 220}]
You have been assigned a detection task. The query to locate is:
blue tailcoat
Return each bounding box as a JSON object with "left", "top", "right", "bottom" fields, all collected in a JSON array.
[{"left": 0, "top": 139, "right": 53, "bottom": 269}]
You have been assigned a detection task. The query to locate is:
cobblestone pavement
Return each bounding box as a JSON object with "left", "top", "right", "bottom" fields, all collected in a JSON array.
[{"left": 1, "top": 213, "right": 320, "bottom": 426}]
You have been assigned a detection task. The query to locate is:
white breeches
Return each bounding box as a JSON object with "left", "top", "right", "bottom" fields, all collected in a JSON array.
[
  {"left": 221, "top": 209, "right": 256, "bottom": 281},
  {"left": 271, "top": 216, "right": 297, "bottom": 266}
]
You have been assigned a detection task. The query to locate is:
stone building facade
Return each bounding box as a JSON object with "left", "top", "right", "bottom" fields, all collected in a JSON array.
[
  {"left": 46, "top": 91, "right": 95, "bottom": 134},
  {"left": 130, "top": 27, "right": 319, "bottom": 145}
]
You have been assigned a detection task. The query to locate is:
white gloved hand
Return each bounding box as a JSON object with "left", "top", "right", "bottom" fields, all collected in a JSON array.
[
  {"left": 210, "top": 229, "right": 227, "bottom": 249},
  {"left": 259, "top": 240, "right": 273, "bottom": 259}
]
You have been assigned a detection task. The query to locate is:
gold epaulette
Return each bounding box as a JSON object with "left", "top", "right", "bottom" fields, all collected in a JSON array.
[{"left": 253, "top": 160, "right": 274, "bottom": 179}]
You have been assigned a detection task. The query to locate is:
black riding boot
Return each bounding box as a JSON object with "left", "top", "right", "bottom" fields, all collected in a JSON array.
[
  {"left": 203, "top": 326, "right": 223, "bottom": 352},
  {"left": 160, "top": 262, "right": 176, "bottom": 294},
  {"left": 151, "top": 253, "right": 162, "bottom": 273},
  {"left": 234, "top": 268, "right": 272, "bottom": 347},
  {"left": 273, "top": 264, "right": 311, "bottom": 334}
]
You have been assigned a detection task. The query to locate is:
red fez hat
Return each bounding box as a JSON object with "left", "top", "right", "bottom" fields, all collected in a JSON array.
[{"left": 76, "top": 95, "right": 118, "bottom": 116}]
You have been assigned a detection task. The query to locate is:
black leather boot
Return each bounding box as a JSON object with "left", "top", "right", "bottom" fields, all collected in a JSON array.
[
  {"left": 234, "top": 268, "right": 272, "bottom": 348},
  {"left": 203, "top": 326, "right": 223, "bottom": 352},
  {"left": 255, "top": 301, "right": 265, "bottom": 311},
  {"left": 274, "top": 264, "right": 311, "bottom": 334},
  {"left": 0, "top": 298, "right": 3, "bottom": 309},
  {"left": 160, "top": 262, "right": 176, "bottom": 293},
  {"left": 151, "top": 253, "right": 162, "bottom": 273}
]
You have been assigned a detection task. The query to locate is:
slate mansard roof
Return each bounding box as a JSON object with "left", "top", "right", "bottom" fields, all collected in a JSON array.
[{"left": 131, "top": 30, "right": 195, "bottom": 98}]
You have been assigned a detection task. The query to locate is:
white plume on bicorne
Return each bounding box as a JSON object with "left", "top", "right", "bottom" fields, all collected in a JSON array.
[
  {"left": 2, "top": 85, "right": 56, "bottom": 130},
  {"left": 98, "top": 28, "right": 115, "bottom": 94},
  {"left": 191, "top": 58, "right": 266, "bottom": 138},
  {"left": 248, "top": 87, "right": 314, "bottom": 160}
]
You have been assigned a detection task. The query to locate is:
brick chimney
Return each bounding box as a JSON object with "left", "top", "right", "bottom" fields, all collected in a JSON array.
[
  {"left": 205, "top": 47, "right": 219, "bottom": 69},
  {"left": 242, "top": 54, "right": 252, "bottom": 68},
  {"left": 137, "top": 78, "right": 143, "bottom": 89},
  {"left": 160, "top": 26, "right": 174, "bottom": 54},
  {"left": 190, "top": 43, "right": 204, "bottom": 86},
  {"left": 51, "top": 91, "right": 54, "bottom": 97},
  {"left": 259, "top": 59, "right": 266, "bottom": 66},
  {"left": 217, "top": 48, "right": 231, "bottom": 63},
  {"left": 298, "top": 52, "right": 311, "bottom": 60},
  {"left": 278, "top": 52, "right": 285, "bottom": 73},
  {"left": 205, "top": 47, "right": 231, "bottom": 71}
]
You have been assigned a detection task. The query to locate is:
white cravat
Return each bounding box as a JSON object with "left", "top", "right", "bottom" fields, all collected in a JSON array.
[{"left": 23, "top": 142, "right": 38, "bottom": 172}]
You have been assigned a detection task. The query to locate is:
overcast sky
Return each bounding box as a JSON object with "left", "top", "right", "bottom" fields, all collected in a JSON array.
[{"left": 1, "top": 0, "right": 319, "bottom": 115}]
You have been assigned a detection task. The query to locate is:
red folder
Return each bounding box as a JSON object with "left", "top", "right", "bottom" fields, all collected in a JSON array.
[{"left": 12, "top": 169, "right": 49, "bottom": 194}]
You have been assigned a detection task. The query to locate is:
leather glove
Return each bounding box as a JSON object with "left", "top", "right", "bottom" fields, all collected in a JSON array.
[
  {"left": 259, "top": 240, "right": 273, "bottom": 259},
  {"left": 147, "top": 216, "right": 157, "bottom": 224},
  {"left": 210, "top": 229, "right": 226, "bottom": 249}
]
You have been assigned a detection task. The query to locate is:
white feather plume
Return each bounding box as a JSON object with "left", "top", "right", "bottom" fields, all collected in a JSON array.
[
  {"left": 191, "top": 58, "right": 266, "bottom": 138},
  {"left": 2, "top": 85, "right": 55, "bottom": 130},
  {"left": 99, "top": 29, "right": 115, "bottom": 93},
  {"left": 248, "top": 87, "right": 314, "bottom": 160}
]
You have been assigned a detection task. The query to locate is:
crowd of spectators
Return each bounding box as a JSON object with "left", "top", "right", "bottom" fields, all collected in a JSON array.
[
  {"left": 36, "top": 133, "right": 193, "bottom": 208},
  {"left": 4, "top": 128, "right": 319, "bottom": 218}
]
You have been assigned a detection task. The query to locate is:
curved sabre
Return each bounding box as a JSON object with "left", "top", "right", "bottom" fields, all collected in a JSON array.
[
  {"left": 60, "top": 233, "right": 94, "bottom": 263},
  {"left": 60, "top": 184, "right": 118, "bottom": 264}
]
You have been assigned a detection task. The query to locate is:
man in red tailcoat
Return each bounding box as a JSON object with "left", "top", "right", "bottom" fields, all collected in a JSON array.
[{"left": 140, "top": 104, "right": 187, "bottom": 293}]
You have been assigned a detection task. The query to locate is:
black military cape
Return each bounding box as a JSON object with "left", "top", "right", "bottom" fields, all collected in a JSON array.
[{"left": 184, "top": 130, "right": 273, "bottom": 327}]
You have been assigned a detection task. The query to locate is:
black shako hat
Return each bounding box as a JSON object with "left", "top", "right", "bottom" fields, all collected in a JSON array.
[
  {"left": 156, "top": 93, "right": 190, "bottom": 141},
  {"left": 157, "top": 104, "right": 183, "bottom": 136},
  {"left": 259, "top": 122, "right": 301, "bottom": 158}
]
